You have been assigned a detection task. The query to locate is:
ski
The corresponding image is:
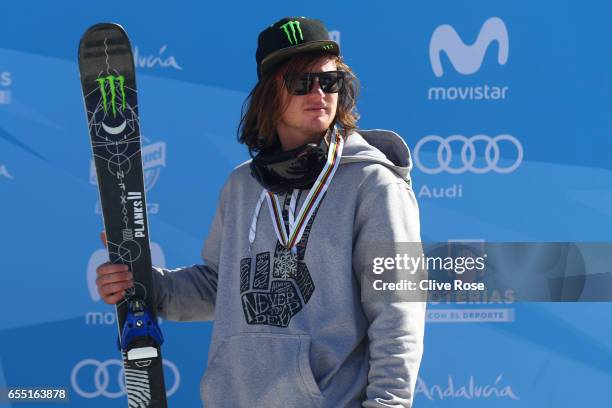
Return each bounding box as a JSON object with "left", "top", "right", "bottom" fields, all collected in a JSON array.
[{"left": 78, "top": 23, "right": 168, "bottom": 408}]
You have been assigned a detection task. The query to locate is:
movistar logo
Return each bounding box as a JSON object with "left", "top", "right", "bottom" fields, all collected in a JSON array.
[
  {"left": 280, "top": 21, "right": 303, "bottom": 45},
  {"left": 96, "top": 75, "right": 126, "bottom": 117},
  {"left": 429, "top": 17, "right": 509, "bottom": 77}
]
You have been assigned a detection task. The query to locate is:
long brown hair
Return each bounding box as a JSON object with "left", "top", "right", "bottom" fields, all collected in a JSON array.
[{"left": 237, "top": 52, "right": 360, "bottom": 153}]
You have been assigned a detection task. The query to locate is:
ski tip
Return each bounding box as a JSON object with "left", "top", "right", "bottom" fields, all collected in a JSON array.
[
  {"left": 82, "top": 22, "right": 128, "bottom": 38},
  {"left": 78, "top": 22, "right": 130, "bottom": 56},
  {"left": 77, "top": 22, "right": 135, "bottom": 74}
]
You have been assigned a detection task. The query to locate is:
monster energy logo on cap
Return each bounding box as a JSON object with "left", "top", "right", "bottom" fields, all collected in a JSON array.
[
  {"left": 256, "top": 17, "right": 339, "bottom": 79},
  {"left": 280, "top": 20, "right": 303, "bottom": 45},
  {"left": 96, "top": 75, "right": 126, "bottom": 118}
]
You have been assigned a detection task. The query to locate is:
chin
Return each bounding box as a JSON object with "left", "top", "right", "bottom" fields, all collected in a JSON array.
[{"left": 308, "top": 117, "right": 332, "bottom": 132}]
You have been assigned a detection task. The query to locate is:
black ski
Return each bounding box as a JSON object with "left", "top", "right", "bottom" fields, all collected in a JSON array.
[{"left": 78, "top": 23, "right": 168, "bottom": 408}]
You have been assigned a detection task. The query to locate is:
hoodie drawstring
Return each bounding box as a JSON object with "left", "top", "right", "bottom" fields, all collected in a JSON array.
[
  {"left": 249, "top": 189, "right": 300, "bottom": 252},
  {"left": 248, "top": 189, "right": 267, "bottom": 248}
]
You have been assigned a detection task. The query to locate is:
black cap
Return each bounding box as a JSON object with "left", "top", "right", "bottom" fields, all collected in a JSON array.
[{"left": 256, "top": 16, "right": 340, "bottom": 79}]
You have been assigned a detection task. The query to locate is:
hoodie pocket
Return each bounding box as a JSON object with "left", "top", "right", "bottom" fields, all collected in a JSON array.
[{"left": 201, "top": 333, "right": 323, "bottom": 408}]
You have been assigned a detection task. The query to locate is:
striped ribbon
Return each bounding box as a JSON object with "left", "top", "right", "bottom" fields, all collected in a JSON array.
[{"left": 265, "top": 130, "right": 343, "bottom": 252}]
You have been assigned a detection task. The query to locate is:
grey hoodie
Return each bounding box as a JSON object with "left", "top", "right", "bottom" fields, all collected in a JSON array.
[{"left": 152, "top": 129, "right": 425, "bottom": 408}]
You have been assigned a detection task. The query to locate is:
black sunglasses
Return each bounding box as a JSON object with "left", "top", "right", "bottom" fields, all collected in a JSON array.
[{"left": 283, "top": 70, "right": 346, "bottom": 95}]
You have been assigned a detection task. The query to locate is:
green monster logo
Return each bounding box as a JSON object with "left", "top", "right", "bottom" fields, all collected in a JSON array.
[
  {"left": 280, "top": 20, "right": 303, "bottom": 45},
  {"left": 96, "top": 75, "right": 126, "bottom": 118}
]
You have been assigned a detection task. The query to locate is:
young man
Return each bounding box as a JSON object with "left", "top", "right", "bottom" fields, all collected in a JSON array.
[{"left": 96, "top": 16, "right": 425, "bottom": 407}]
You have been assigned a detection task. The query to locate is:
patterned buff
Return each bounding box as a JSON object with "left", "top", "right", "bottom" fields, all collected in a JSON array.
[{"left": 265, "top": 130, "right": 343, "bottom": 253}]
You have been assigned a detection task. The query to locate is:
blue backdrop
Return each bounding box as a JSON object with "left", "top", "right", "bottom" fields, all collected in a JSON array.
[{"left": 1, "top": 0, "right": 611, "bottom": 406}]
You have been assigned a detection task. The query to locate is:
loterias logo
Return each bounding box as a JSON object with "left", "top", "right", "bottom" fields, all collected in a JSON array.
[
  {"left": 133, "top": 45, "right": 183, "bottom": 70},
  {"left": 428, "top": 17, "right": 509, "bottom": 101},
  {"left": 416, "top": 374, "right": 519, "bottom": 400}
]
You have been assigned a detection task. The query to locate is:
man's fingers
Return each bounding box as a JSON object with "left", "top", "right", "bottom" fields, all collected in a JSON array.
[
  {"left": 96, "top": 263, "right": 129, "bottom": 277},
  {"left": 96, "top": 270, "right": 133, "bottom": 287},
  {"left": 99, "top": 281, "right": 134, "bottom": 298},
  {"left": 95, "top": 261, "right": 133, "bottom": 305}
]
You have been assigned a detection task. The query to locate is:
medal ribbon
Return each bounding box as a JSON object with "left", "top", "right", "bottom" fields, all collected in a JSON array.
[{"left": 265, "top": 130, "right": 343, "bottom": 251}]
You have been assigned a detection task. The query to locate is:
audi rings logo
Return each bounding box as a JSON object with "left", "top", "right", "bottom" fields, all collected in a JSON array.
[
  {"left": 71, "top": 358, "right": 180, "bottom": 398},
  {"left": 414, "top": 134, "right": 523, "bottom": 174}
]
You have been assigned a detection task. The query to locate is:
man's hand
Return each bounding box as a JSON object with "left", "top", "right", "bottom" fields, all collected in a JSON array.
[
  {"left": 96, "top": 262, "right": 134, "bottom": 305},
  {"left": 96, "top": 231, "right": 133, "bottom": 304}
]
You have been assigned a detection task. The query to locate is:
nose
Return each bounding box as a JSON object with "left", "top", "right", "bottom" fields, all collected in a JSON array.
[{"left": 308, "top": 77, "right": 325, "bottom": 96}]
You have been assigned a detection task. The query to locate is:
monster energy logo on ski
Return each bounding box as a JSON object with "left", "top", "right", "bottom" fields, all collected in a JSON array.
[
  {"left": 97, "top": 75, "right": 126, "bottom": 117},
  {"left": 280, "top": 20, "right": 303, "bottom": 45}
]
